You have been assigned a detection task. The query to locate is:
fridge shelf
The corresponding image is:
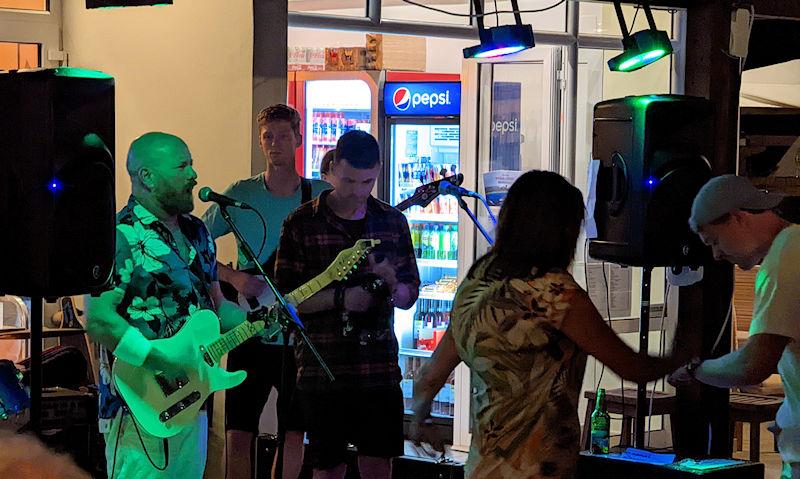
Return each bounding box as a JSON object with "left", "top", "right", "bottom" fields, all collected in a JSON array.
[
  {"left": 419, "top": 291, "right": 456, "bottom": 301},
  {"left": 405, "top": 213, "right": 458, "bottom": 223},
  {"left": 312, "top": 141, "right": 338, "bottom": 146},
  {"left": 416, "top": 258, "right": 457, "bottom": 269},
  {"left": 399, "top": 347, "right": 434, "bottom": 358}
]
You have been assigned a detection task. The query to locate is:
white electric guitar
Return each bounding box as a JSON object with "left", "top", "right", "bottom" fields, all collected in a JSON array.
[{"left": 112, "top": 239, "right": 380, "bottom": 438}]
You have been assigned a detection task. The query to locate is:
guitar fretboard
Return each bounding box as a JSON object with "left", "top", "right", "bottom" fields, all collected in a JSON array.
[{"left": 204, "top": 271, "right": 333, "bottom": 364}]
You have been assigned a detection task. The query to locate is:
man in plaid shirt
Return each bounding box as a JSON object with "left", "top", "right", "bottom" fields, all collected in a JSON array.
[{"left": 276, "top": 130, "right": 419, "bottom": 479}]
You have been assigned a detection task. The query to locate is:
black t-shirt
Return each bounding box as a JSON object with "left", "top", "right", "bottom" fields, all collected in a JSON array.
[{"left": 337, "top": 216, "right": 367, "bottom": 239}]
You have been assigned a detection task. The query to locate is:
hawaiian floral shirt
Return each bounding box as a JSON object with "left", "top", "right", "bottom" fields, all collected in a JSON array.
[
  {"left": 451, "top": 254, "right": 588, "bottom": 479},
  {"left": 97, "top": 197, "right": 218, "bottom": 429}
]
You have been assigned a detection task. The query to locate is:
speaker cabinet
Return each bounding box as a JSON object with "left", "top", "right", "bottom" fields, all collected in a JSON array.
[
  {"left": 589, "top": 95, "right": 713, "bottom": 267},
  {"left": 0, "top": 68, "right": 115, "bottom": 297}
]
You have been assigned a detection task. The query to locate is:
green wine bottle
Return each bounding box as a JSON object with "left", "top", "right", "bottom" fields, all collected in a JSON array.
[{"left": 590, "top": 388, "right": 610, "bottom": 454}]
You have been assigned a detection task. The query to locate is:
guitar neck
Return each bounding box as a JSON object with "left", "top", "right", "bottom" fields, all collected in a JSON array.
[
  {"left": 395, "top": 197, "right": 414, "bottom": 212},
  {"left": 204, "top": 270, "right": 334, "bottom": 363},
  {"left": 286, "top": 270, "right": 332, "bottom": 305}
]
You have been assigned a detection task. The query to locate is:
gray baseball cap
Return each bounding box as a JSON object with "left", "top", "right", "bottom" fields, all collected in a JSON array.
[{"left": 689, "top": 174, "right": 785, "bottom": 231}]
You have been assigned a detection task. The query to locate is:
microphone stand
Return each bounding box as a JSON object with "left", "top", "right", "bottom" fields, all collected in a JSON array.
[
  {"left": 216, "top": 205, "right": 335, "bottom": 382},
  {"left": 457, "top": 196, "right": 495, "bottom": 246}
]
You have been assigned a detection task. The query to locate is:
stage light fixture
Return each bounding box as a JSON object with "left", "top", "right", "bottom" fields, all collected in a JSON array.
[
  {"left": 463, "top": 0, "right": 535, "bottom": 59},
  {"left": 607, "top": 1, "right": 673, "bottom": 72}
]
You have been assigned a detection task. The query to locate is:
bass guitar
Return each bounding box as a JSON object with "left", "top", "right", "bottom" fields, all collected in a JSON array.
[{"left": 113, "top": 239, "right": 379, "bottom": 438}]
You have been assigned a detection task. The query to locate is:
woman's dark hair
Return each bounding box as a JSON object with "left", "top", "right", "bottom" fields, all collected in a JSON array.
[{"left": 486, "top": 170, "right": 585, "bottom": 278}]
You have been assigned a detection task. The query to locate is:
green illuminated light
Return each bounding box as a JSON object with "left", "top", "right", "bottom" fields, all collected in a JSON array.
[
  {"left": 617, "top": 49, "right": 668, "bottom": 72},
  {"left": 54, "top": 67, "right": 112, "bottom": 80}
]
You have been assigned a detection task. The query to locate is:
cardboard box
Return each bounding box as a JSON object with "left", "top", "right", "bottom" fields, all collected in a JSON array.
[
  {"left": 324, "top": 47, "right": 367, "bottom": 71},
  {"left": 288, "top": 46, "right": 325, "bottom": 71},
  {"left": 366, "top": 34, "right": 427, "bottom": 71}
]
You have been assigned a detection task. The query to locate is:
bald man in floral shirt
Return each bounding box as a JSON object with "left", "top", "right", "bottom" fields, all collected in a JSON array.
[{"left": 86, "top": 132, "right": 245, "bottom": 478}]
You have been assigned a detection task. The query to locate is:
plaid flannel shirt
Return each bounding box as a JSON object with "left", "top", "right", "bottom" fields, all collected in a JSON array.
[{"left": 275, "top": 190, "right": 420, "bottom": 392}]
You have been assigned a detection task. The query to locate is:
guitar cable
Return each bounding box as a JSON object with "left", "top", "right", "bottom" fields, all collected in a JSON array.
[{"left": 109, "top": 408, "right": 169, "bottom": 478}]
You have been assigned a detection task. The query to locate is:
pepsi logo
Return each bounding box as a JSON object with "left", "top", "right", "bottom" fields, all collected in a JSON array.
[{"left": 393, "top": 87, "right": 411, "bottom": 111}]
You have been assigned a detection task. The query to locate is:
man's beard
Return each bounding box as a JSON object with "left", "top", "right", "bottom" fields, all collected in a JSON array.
[{"left": 161, "top": 187, "right": 194, "bottom": 216}]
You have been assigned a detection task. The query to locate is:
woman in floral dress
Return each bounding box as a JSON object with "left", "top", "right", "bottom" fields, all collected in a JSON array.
[{"left": 418, "top": 170, "right": 687, "bottom": 478}]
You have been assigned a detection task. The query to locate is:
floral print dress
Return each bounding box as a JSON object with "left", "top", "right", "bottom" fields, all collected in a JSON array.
[{"left": 451, "top": 255, "right": 588, "bottom": 479}]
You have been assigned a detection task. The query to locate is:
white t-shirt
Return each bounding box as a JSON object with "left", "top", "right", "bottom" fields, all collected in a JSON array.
[{"left": 750, "top": 224, "right": 800, "bottom": 463}]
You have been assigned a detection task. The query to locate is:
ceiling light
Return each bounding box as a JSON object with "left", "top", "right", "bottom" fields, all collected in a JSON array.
[
  {"left": 608, "top": 1, "right": 673, "bottom": 72},
  {"left": 463, "top": 0, "right": 535, "bottom": 59}
]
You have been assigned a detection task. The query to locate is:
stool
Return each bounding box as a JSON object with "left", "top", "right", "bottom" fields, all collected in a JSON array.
[
  {"left": 581, "top": 388, "right": 677, "bottom": 451},
  {"left": 729, "top": 392, "right": 782, "bottom": 462}
]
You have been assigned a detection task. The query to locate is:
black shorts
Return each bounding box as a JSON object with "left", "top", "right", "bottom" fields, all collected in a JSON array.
[
  {"left": 299, "top": 386, "right": 405, "bottom": 470},
  {"left": 224, "top": 339, "right": 302, "bottom": 433}
]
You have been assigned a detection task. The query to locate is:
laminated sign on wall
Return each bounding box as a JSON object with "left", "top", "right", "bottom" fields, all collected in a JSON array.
[{"left": 490, "top": 82, "right": 521, "bottom": 172}]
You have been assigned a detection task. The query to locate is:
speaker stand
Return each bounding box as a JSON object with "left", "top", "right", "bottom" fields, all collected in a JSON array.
[
  {"left": 635, "top": 266, "right": 652, "bottom": 448},
  {"left": 29, "top": 296, "right": 43, "bottom": 434}
]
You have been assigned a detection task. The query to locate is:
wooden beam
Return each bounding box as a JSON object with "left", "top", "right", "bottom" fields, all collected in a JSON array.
[
  {"left": 673, "top": 0, "right": 740, "bottom": 459},
  {"left": 252, "top": 0, "right": 288, "bottom": 176}
]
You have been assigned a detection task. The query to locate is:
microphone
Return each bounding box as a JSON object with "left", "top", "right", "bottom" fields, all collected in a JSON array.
[
  {"left": 198, "top": 187, "right": 253, "bottom": 209},
  {"left": 438, "top": 181, "right": 481, "bottom": 199}
]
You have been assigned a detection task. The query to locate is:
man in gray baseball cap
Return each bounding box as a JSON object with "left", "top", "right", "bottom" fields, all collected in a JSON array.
[
  {"left": 688, "top": 174, "right": 787, "bottom": 270},
  {"left": 673, "top": 174, "right": 800, "bottom": 478}
]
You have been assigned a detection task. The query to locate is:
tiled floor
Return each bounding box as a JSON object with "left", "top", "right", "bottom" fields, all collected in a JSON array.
[{"left": 732, "top": 422, "right": 783, "bottom": 478}]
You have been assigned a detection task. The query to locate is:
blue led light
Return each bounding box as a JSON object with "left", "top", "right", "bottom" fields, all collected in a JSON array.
[
  {"left": 646, "top": 176, "right": 658, "bottom": 188},
  {"left": 48, "top": 179, "right": 62, "bottom": 193}
]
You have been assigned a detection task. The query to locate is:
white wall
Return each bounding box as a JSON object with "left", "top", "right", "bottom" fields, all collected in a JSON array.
[
  {"left": 62, "top": 4, "right": 253, "bottom": 477},
  {"left": 62, "top": 0, "right": 253, "bottom": 267}
]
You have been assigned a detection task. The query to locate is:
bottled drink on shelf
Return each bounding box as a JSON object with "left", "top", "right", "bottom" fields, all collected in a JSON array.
[
  {"left": 401, "top": 358, "right": 414, "bottom": 411},
  {"left": 420, "top": 224, "right": 430, "bottom": 259},
  {"left": 449, "top": 225, "right": 458, "bottom": 260},
  {"left": 312, "top": 112, "right": 321, "bottom": 142},
  {"left": 591, "top": 388, "right": 611, "bottom": 454},
  {"left": 330, "top": 112, "right": 338, "bottom": 142},
  {"left": 320, "top": 112, "right": 330, "bottom": 143}
]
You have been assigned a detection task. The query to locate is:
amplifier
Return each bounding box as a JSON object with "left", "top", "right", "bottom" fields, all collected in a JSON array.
[{"left": 41, "top": 387, "right": 95, "bottom": 430}]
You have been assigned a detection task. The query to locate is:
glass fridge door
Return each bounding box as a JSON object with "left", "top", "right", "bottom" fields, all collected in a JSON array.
[
  {"left": 304, "top": 79, "right": 372, "bottom": 179},
  {"left": 388, "top": 119, "right": 460, "bottom": 419}
]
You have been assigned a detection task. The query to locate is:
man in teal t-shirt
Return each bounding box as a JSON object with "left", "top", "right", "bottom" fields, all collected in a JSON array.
[{"left": 202, "top": 104, "right": 329, "bottom": 479}]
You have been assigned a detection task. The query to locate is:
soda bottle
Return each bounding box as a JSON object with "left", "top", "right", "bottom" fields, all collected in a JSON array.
[
  {"left": 413, "top": 300, "right": 423, "bottom": 348},
  {"left": 449, "top": 225, "right": 458, "bottom": 260},
  {"left": 421, "top": 224, "right": 430, "bottom": 259},
  {"left": 590, "top": 388, "right": 611, "bottom": 454},
  {"left": 330, "top": 112, "right": 338, "bottom": 141},
  {"left": 320, "top": 112, "right": 330, "bottom": 143},
  {"left": 312, "top": 112, "right": 321, "bottom": 142},
  {"left": 441, "top": 225, "right": 451, "bottom": 260},
  {"left": 430, "top": 225, "right": 439, "bottom": 260}
]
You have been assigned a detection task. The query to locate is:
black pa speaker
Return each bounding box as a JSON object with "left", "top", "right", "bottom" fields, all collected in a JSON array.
[
  {"left": 589, "top": 95, "right": 713, "bottom": 267},
  {"left": 0, "top": 68, "right": 115, "bottom": 297}
]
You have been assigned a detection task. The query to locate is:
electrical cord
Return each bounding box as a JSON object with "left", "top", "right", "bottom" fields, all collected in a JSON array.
[
  {"left": 400, "top": 0, "right": 567, "bottom": 18},
  {"left": 109, "top": 408, "right": 169, "bottom": 478}
]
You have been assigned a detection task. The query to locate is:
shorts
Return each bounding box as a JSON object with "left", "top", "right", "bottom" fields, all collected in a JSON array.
[
  {"left": 299, "top": 386, "right": 405, "bottom": 470},
  {"left": 224, "top": 339, "right": 302, "bottom": 433}
]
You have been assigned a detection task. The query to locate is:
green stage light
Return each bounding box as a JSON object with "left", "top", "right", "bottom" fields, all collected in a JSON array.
[{"left": 607, "top": 2, "right": 673, "bottom": 72}]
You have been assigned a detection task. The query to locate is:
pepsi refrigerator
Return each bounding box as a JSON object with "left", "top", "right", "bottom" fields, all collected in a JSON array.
[{"left": 379, "top": 74, "right": 462, "bottom": 422}]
